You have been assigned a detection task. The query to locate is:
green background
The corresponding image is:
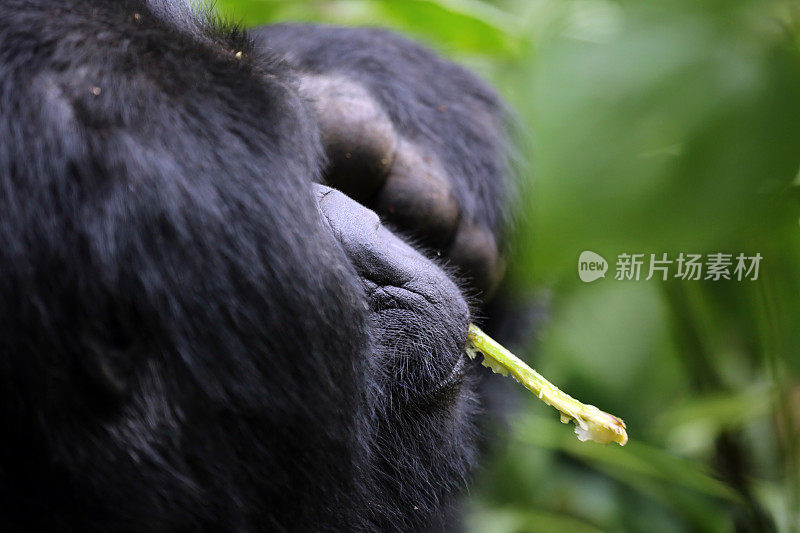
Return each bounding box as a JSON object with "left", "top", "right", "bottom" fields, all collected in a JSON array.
[{"left": 215, "top": 1, "right": 800, "bottom": 530}]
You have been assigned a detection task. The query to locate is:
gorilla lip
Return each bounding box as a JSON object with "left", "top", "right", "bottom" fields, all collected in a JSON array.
[
  {"left": 438, "top": 350, "right": 468, "bottom": 389},
  {"left": 466, "top": 324, "right": 628, "bottom": 446}
]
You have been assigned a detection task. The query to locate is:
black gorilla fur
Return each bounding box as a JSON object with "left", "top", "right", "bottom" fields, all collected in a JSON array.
[{"left": 0, "top": 1, "right": 511, "bottom": 530}]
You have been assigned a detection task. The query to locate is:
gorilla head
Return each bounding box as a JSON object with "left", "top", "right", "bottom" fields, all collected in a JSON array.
[{"left": 0, "top": 1, "right": 511, "bottom": 530}]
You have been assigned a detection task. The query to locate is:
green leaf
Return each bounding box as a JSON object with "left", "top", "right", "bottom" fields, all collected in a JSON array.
[
  {"left": 515, "top": 416, "right": 741, "bottom": 503},
  {"left": 468, "top": 507, "right": 605, "bottom": 533}
]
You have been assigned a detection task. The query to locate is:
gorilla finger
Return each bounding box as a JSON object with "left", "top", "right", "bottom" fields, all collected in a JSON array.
[
  {"left": 447, "top": 222, "right": 504, "bottom": 301},
  {"left": 371, "top": 139, "right": 460, "bottom": 250},
  {"left": 299, "top": 75, "right": 397, "bottom": 203}
]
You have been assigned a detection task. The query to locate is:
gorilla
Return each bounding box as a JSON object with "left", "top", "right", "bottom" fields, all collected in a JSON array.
[{"left": 0, "top": 1, "right": 513, "bottom": 530}]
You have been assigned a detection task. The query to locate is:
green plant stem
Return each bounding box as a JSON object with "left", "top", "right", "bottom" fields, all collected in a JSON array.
[{"left": 466, "top": 324, "right": 628, "bottom": 446}]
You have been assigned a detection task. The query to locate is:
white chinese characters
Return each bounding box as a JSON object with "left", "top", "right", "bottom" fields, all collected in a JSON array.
[{"left": 611, "top": 253, "right": 761, "bottom": 281}]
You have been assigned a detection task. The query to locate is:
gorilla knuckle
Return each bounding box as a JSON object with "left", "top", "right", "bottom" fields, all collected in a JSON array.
[{"left": 300, "top": 74, "right": 397, "bottom": 201}]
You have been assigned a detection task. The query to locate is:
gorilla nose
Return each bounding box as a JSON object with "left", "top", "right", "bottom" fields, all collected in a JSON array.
[
  {"left": 314, "top": 185, "right": 468, "bottom": 318},
  {"left": 314, "top": 184, "right": 471, "bottom": 398}
]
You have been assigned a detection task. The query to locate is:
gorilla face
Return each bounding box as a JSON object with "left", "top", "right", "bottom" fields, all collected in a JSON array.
[
  {"left": 0, "top": 3, "right": 510, "bottom": 531},
  {"left": 315, "top": 185, "right": 478, "bottom": 530}
]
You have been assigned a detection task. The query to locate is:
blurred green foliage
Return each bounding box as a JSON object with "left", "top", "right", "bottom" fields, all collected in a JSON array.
[{"left": 216, "top": 0, "right": 800, "bottom": 530}]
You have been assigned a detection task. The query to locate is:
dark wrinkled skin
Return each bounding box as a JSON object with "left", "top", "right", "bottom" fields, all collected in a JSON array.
[
  {"left": 0, "top": 1, "right": 512, "bottom": 531},
  {"left": 316, "top": 185, "right": 471, "bottom": 400}
]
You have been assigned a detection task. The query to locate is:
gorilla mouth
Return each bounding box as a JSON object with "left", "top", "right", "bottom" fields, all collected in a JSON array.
[{"left": 433, "top": 351, "right": 468, "bottom": 391}]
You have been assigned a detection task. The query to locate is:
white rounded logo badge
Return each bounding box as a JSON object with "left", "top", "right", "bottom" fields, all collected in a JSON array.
[{"left": 578, "top": 251, "right": 608, "bottom": 282}]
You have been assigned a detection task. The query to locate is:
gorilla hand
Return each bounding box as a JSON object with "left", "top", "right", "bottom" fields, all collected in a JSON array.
[{"left": 252, "top": 25, "right": 512, "bottom": 300}]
